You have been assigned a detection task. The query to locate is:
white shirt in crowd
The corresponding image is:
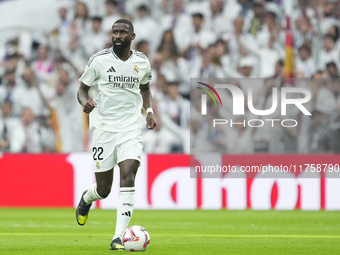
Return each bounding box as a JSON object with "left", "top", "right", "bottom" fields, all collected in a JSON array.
[{"left": 0, "top": 116, "right": 25, "bottom": 152}]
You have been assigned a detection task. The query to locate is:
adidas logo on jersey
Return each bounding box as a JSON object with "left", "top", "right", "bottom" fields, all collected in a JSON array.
[
  {"left": 107, "top": 66, "right": 116, "bottom": 72},
  {"left": 122, "top": 211, "right": 131, "bottom": 217}
]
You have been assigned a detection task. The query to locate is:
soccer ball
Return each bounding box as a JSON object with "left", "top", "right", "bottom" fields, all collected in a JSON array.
[{"left": 122, "top": 225, "right": 150, "bottom": 252}]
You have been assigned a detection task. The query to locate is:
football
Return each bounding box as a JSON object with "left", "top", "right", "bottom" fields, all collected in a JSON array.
[{"left": 122, "top": 225, "right": 150, "bottom": 252}]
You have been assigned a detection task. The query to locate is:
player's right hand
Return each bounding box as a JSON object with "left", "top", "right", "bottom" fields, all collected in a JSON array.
[{"left": 82, "top": 101, "right": 97, "bottom": 114}]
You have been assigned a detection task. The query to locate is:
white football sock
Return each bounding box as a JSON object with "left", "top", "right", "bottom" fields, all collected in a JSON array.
[
  {"left": 83, "top": 183, "right": 103, "bottom": 205},
  {"left": 113, "top": 187, "right": 135, "bottom": 240}
]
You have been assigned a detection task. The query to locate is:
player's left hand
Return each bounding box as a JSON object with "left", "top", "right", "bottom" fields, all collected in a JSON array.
[{"left": 146, "top": 113, "right": 157, "bottom": 130}]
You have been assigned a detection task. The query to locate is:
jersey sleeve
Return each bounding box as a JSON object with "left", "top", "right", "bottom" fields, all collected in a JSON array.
[
  {"left": 79, "top": 56, "right": 98, "bottom": 86},
  {"left": 140, "top": 60, "right": 152, "bottom": 85}
]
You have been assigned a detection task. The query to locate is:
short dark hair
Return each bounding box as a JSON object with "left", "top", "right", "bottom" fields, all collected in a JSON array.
[
  {"left": 299, "top": 44, "right": 311, "bottom": 54},
  {"left": 167, "top": 80, "right": 179, "bottom": 86},
  {"left": 326, "top": 61, "right": 337, "bottom": 69},
  {"left": 192, "top": 13, "right": 204, "bottom": 20},
  {"left": 3, "top": 99, "right": 13, "bottom": 107},
  {"left": 311, "top": 109, "right": 323, "bottom": 117},
  {"left": 4, "top": 68, "right": 15, "bottom": 75},
  {"left": 8, "top": 53, "right": 20, "bottom": 60},
  {"left": 324, "top": 34, "right": 335, "bottom": 42},
  {"left": 312, "top": 70, "right": 325, "bottom": 77},
  {"left": 253, "top": 2, "right": 263, "bottom": 8},
  {"left": 138, "top": 4, "right": 148, "bottom": 12},
  {"left": 92, "top": 16, "right": 102, "bottom": 23},
  {"left": 114, "top": 18, "right": 134, "bottom": 32},
  {"left": 105, "top": 0, "right": 117, "bottom": 6},
  {"left": 136, "top": 40, "right": 148, "bottom": 50},
  {"left": 277, "top": 59, "right": 284, "bottom": 67}
]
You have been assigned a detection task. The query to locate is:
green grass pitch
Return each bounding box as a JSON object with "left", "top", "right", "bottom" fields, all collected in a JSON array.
[{"left": 0, "top": 208, "right": 340, "bottom": 254}]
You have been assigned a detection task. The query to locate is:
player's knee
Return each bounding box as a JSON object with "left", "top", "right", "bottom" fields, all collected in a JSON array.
[
  {"left": 96, "top": 184, "right": 111, "bottom": 198},
  {"left": 120, "top": 173, "right": 135, "bottom": 187}
]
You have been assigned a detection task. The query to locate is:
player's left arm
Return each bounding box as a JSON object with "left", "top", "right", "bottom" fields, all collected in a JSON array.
[{"left": 140, "top": 83, "right": 156, "bottom": 130}]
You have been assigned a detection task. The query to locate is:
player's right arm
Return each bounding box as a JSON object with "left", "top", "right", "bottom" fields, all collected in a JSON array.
[
  {"left": 77, "top": 83, "right": 97, "bottom": 114},
  {"left": 78, "top": 55, "right": 99, "bottom": 114}
]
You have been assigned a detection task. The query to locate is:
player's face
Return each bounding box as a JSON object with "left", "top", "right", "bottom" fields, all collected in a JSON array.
[{"left": 112, "top": 23, "right": 135, "bottom": 52}]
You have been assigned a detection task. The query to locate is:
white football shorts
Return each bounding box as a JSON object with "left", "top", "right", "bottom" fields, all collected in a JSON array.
[{"left": 91, "top": 128, "right": 143, "bottom": 172}]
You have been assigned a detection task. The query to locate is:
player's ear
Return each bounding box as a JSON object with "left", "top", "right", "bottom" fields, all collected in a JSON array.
[{"left": 131, "top": 32, "right": 136, "bottom": 40}]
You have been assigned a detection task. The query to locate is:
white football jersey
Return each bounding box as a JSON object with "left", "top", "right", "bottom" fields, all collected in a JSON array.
[{"left": 79, "top": 47, "right": 152, "bottom": 132}]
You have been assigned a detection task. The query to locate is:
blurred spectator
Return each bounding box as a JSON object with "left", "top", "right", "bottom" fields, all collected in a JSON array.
[
  {"left": 296, "top": 44, "right": 315, "bottom": 78},
  {"left": 320, "top": 1, "right": 338, "bottom": 36},
  {"left": 207, "top": 41, "right": 227, "bottom": 78},
  {"left": 82, "top": 0, "right": 106, "bottom": 18},
  {"left": 246, "top": 2, "right": 265, "bottom": 37},
  {"left": 133, "top": 5, "right": 160, "bottom": 55},
  {"left": 0, "top": 101, "right": 25, "bottom": 152},
  {"left": 73, "top": 2, "right": 91, "bottom": 37},
  {"left": 257, "top": 3, "right": 284, "bottom": 49},
  {"left": 227, "top": 16, "right": 257, "bottom": 70},
  {"left": 149, "top": 52, "right": 166, "bottom": 101},
  {"left": 269, "top": 116, "right": 300, "bottom": 154},
  {"left": 21, "top": 108, "right": 43, "bottom": 153},
  {"left": 57, "top": 6, "right": 72, "bottom": 59},
  {"left": 205, "top": 99, "right": 227, "bottom": 152},
  {"left": 135, "top": 40, "right": 149, "bottom": 57},
  {"left": 272, "top": 59, "right": 285, "bottom": 88},
  {"left": 326, "top": 62, "right": 339, "bottom": 78},
  {"left": 157, "top": 80, "right": 190, "bottom": 153},
  {"left": 237, "top": 56, "right": 256, "bottom": 78},
  {"left": 294, "top": 17, "right": 314, "bottom": 49},
  {"left": 6, "top": 53, "right": 24, "bottom": 72},
  {"left": 58, "top": 6, "right": 71, "bottom": 37},
  {"left": 227, "top": 117, "right": 254, "bottom": 154},
  {"left": 102, "top": 0, "right": 121, "bottom": 33},
  {"left": 65, "top": 38, "right": 87, "bottom": 75},
  {"left": 209, "top": 0, "right": 232, "bottom": 37},
  {"left": 187, "top": 12, "right": 217, "bottom": 58},
  {"left": 31, "top": 45, "right": 54, "bottom": 82},
  {"left": 82, "top": 17, "right": 108, "bottom": 56},
  {"left": 0, "top": 68, "right": 17, "bottom": 106},
  {"left": 315, "top": 77, "right": 339, "bottom": 115},
  {"left": 190, "top": 45, "right": 214, "bottom": 78},
  {"left": 158, "top": 30, "right": 190, "bottom": 97},
  {"left": 292, "top": 0, "right": 317, "bottom": 28},
  {"left": 38, "top": 69, "right": 85, "bottom": 152},
  {"left": 159, "top": 0, "right": 192, "bottom": 53},
  {"left": 12, "top": 66, "right": 54, "bottom": 117},
  {"left": 240, "top": 28, "right": 282, "bottom": 78},
  {"left": 222, "top": 0, "right": 242, "bottom": 22},
  {"left": 149, "top": 51, "right": 163, "bottom": 86},
  {"left": 142, "top": 99, "right": 162, "bottom": 153},
  {"left": 39, "top": 115, "right": 57, "bottom": 153},
  {"left": 318, "top": 34, "right": 339, "bottom": 71},
  {"left": 328, "top": 25, "right": 340, "bottom": 47},
  {"left": 307, "top": 110, "right": 331, "bottom": 153}
]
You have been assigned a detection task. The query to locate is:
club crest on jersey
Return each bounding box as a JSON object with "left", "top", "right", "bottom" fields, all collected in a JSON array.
[
  {"left": 96, "top": 162, "right": 100, "bottom": 169},
  {"left": 133, "top": 65, "right": 139, "bottom": 74}
]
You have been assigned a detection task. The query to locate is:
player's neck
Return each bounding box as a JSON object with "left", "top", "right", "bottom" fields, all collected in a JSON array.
[{"left": 114, "top": 48, "right": 132, "bottom": 62}]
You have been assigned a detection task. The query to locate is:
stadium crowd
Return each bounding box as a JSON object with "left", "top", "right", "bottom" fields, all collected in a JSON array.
[{"left": 0, "top": 0, "right": 339, "bottom": 154}]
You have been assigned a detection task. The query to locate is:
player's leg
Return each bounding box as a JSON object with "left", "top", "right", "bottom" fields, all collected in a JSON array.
[
  {"left": 85, "top": 169, "right": 115, "bottom": 202},
  {"left": 110, "top": 159, "right": 139, "bottom": 250},
  {"left": 76, "top": 169, "right": 113, "bottom": 225},
  {"left": 76, "top": 128, "right": 116, "bottom": 226},
  {"left": 110, "top": 130, "right": 143, "bottom": 250}
]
